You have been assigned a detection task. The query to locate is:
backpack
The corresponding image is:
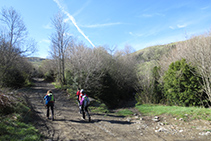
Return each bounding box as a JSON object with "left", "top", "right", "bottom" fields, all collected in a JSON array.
[
  {"left": 49, "top": 93, "right": 54, "bottom": 102},
  {"left": 80, "top": 95, "right": 90, "bottom": 107},
  {"left": 44, "top": 95, "right": 51, "bottom": 105}
]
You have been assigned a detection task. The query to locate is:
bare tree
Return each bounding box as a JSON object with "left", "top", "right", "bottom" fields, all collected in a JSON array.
[
  {"left": 50, "top": 12, "right": 71, "bottom": 85},
  {"left": 0, "top": 7, "right": 36, "bottom": 85},
  {"left": 1, "top": 7, "right": 27, "bottom": 48},
  {"left": 135, "top": 61, "right": 155, "bottom": 104},
  {"left": 65, "top": 42, "right": 111, "bottom": 90},
  {"left": 112, "top": 45, "right": 137, "bottom": 90}
]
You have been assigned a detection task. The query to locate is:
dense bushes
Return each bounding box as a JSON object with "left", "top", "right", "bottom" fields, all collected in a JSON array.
[
  {"left": 2, "top": 68, "right": 26, "bottom": 88},
  {"left": 44, "top": 70, "right": 55, "bottom": 82},
  {"left": 135, "top": 32, "right": 211, "bottom": 107},
  {"left": 0, "top": 56, "right": 33, "bottom": 88},
  {"left": 136, "top": 58, "right": 210, "bottom": 107},
  {"left": 0, "top": 7, "right": 35, "bottom": 88},
  {"left": 163, "top": 59, "right": 204, "bottom": 106},
  {"left": 0, "top": 53, "right": 33, "bottom": 88},
  {"left": 49, "top": 45, "right": 137, "bottom": 109}
]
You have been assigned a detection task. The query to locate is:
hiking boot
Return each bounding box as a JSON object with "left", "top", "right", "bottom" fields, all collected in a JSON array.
[{"left": 52, "top": 115, "right": 54, "bottom": 121}]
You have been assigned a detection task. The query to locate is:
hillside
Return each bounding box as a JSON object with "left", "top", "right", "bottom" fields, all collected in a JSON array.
[
  {"left": 134, "top": 42, "right": 176, "bottom": 63},
  {"left": 25, "top": 42, "right": 177, "bottom": 75},
  {"left": 26, "top": 42, "right": 176, "bottom": 68},
  {"left": 26, "top": 57, "right": 47, "bottom": 68},
  {"left": 131, "top": 42, "right": 177, "bottom": 77}
]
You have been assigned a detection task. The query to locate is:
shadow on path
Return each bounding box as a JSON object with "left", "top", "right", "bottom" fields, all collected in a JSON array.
[{"left": 70, "top": 119, "right": 133, "bottom": 125}]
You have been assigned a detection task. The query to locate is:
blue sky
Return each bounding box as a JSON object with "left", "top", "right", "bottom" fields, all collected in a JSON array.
[{"left": 1, "top": 0, "right": 211, "bottom": 58}]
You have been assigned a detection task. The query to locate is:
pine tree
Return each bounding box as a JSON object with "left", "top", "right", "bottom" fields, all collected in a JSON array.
[{"left": 163, "top": 59, "right": 202, "bottom": 106}]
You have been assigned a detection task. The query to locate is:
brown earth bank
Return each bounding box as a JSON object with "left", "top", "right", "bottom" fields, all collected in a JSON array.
[{"left": 23, "top": 78, "right": 211, "bottom": 141}]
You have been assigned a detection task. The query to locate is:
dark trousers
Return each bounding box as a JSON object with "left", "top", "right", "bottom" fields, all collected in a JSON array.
[
  {"left": 77, "top": 95, "right": 80, "bottom": 104},
  {"left": 81, "top": 104, "right": 90, "bottom": 119},
  {"left": 47, "top": 102, "right": 54, "bottom": 119}
]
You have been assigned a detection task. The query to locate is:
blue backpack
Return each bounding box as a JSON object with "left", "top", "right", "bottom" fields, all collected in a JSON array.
[{"left": 44, "top": 95, "right": 51, "bottom": 105}]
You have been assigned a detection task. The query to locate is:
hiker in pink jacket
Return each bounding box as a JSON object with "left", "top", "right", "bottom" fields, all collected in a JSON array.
[{"left": 79, "top": 89, "right": 91, "bottom": 122}]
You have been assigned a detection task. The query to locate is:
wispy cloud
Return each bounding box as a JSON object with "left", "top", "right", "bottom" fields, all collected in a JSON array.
[
  {"left": 177, "top": 24, "right": 187, "bottom": 28},
  {"left": 72, "top": 0, "right": 90, "bottom": 17},
  {"left": 201, "top": 6, "right": 209, "bottom": 10},
  {"left": 169, "top": 26, "right": 175, "bottom": 29},
  {"left": 53, "top": 0, "right": 95, "bottom": 48},
  {"left": 39, "top": 39, "right": 51, "bottom": 44},
  {"left": 169, "top": 23, "right": 188, "bottom": 30},
  {"left": 43, "top": 23, "right": 52, "bottom": 29},
  {"left": 129, "top": 32, "right": 143, "bottom": 37},
  {"left": 82, "top": 22, "right": 122, "bottom": 28},
  {"left": 64, "top": 18, "right": 70, "bottom": 23},
  {"left": 141, "top": 13, "right": 165, "bottom": 18},
  {"left": 142, "top": 14, "right": 153, "bottom": 17}
]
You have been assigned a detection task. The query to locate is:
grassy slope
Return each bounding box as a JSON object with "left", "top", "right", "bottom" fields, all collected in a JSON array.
[
  {"left": 0, "top": 91, "right": 42, "bottom": 140},
  {"left": 136, "top": 104, "right": 211, "bottom": 121},
  {"left": 132, "top": 43, "right": 176, "bottom": 77},
  {"left": 133, "top": 43, "right": 176, "bottom": 62}
]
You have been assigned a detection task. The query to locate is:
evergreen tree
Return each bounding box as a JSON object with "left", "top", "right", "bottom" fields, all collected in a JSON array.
[{"left": 163, "top": 59, "right": 202, "bottom": 106}]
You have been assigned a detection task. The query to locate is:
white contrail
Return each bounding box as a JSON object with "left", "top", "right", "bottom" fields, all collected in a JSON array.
[{"left": 53, "top": 0, "right": 95, "bottom": 48}]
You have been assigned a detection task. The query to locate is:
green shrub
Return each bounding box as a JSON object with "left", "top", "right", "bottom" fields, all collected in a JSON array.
[
  {"left": 1, "top": 68, "right": 26, "bottom": 88},
  {"left": 44, "top": 70, "right": 55, "bottom": 82},
  {"left": 163, "top": 59, "right": 205, "bottom": 106}
]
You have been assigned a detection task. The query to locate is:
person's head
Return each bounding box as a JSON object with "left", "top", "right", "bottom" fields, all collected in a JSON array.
[
  {"left": 47, "top": 90, "right": 52, "bottom": 94},
  {"left": 80, "top": 89, "right": 84, "bottom": 94},
  {"left": 78, "top": 88, "right": 80, "bottom": 91}
]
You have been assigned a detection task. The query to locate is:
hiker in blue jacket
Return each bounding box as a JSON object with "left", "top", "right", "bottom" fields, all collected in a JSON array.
[{"left": 44, "top": 90, "right": 55, "bottom": 121}]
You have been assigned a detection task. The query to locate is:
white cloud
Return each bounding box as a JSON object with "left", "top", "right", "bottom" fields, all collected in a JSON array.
[
  {"left": 169, "top": 26, "right": 175, "bottom": 29},
  {"left": 43, "top": 23, "right": 52, "bottom": 29},
  {"left": 177, "top": 24, "right": 187, "bottom": 28},
  {"left": 39, "top": 39, "right": 51, "bottom": 44},
  {"left": 142, "top": 14, "right": 153, "bottom": 17},
  {"left": 201, "top": 6, "right": 209, "bottom": 10},
  {"left": 64, "top": 18, "right": 70, "bottom": 23},
  {"left": 169, "top": 23, "right": 188, "bottom": 30},
  {"left": 64, "top": 32, "right": 74, "bottom": 37},
  {"left": 82, "top": 22, "right": 122, "bottom": 28},
  {"left": 140, "top": 13, "right": 165, "bottom": 18},
  {"left": 53, "top": 0, "right": 95, "bottom": 48},
  {"left": 72, "top": 0, "right": 90, "bottom": 17},
  {"left": 129, "top": 32, "right": 143, "bottom": 37}
]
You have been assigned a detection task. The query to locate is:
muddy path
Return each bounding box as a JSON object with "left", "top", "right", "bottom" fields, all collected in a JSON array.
[{"left": 26, "top": 78, "right": 211, "bottom": 141}]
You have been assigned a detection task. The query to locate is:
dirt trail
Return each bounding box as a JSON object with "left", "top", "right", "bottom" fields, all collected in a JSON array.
[{"left": 27, "top": 78, "right": 211, "bottom": 141}]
